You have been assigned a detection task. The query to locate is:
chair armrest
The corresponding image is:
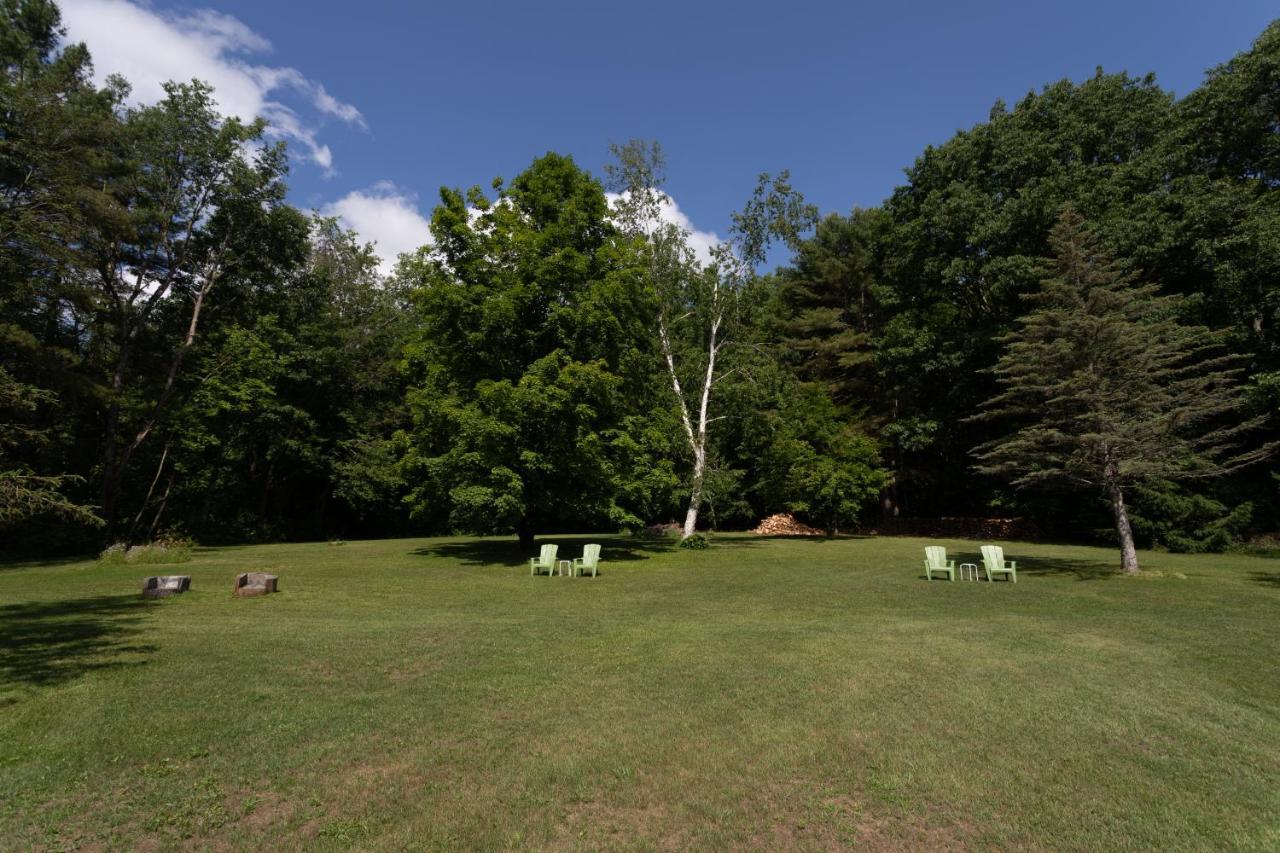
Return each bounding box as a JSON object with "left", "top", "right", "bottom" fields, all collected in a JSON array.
[
  {"left": 946, "top": 560, "right": 956, "bottom": 568},
  {"left": 1006, "top": 561, "right": 1017, "bottom": 569}
]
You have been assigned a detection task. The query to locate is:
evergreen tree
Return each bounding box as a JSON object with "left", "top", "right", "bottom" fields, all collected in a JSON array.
[
  {"left": 0, "top": 365, "right": 99, "bottom": 529},
  {"left": 974, "top": 209, "right": 1270, "bottom": 572}
]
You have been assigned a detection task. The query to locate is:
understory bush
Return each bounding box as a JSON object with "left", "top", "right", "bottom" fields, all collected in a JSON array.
[
  {"left": 98, "top": 534, "right": 195, "bottom": 565},
  {"left": 1129, "top": 483, "right": 1253, "bottom": 553},
  {"left": 678, "top": 533, "right": 710, "bottom": 550}
]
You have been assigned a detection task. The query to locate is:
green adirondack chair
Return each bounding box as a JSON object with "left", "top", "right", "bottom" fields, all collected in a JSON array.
[
  {"left": 530, "top": 543, "right": 558, "bottom": 576},
  {"left": 923, "top": 545, "right": 955, "bottom": 581},
  {"left": 980, "top": 545, "right": 1017, "bottom": 583},
  {"left": 573, "top": 544, "right": 601, "bottom": 577}
]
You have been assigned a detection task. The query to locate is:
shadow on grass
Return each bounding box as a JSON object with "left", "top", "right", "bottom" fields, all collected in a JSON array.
[
  {"left": 1248, "top": 572, "right": 1280, "bottom": 589},
  {"left": 413, "top": 535, "right": 681, "bottom": 568},
  {"left": 937, "top": 553, "right": 1120, "bottom": 582},
  {"left": 0, "top": 595, "right": 157, "bottom": 692},
  {"left": 0, "top": 555, "right": 93, "bottom": 573}
]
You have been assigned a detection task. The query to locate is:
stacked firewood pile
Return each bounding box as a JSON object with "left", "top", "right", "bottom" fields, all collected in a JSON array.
[
  {"left": 867, "top": 517, "right": 1036, "bottom": 539},
  {"left": 749, "top": 513, "right": 824, "bottom": 536}
]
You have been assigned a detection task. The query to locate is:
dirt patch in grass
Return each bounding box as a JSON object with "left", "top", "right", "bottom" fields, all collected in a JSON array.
[
  {"left": 237, "top": 791, "right": 295, "bottom": 832},
  {"left": 555, "top": 800, "right": 685, "bottom": 850},
  {"left": 744, "top": 780, "right": 979, "bottom": 851}
]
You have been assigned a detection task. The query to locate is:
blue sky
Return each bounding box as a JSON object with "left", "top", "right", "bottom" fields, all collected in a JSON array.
[{"left": 60, "top": 0, "right": 1276, "bottom": 271}]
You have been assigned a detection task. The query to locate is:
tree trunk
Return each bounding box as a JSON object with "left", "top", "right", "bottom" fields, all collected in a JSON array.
[
  {"left": 880, "top": 470, "right": 899, "bottom": 523},
  {"left": 313, "top": 489, "right": 328, "bottom": 537},
  {"left": 258, "top": 460, "right": 275, "bottom": 521},
  {"left": 127, "top": 441, "right": 170, "bottom": 542},
  {"left": 517, "top": 522, "right": 535, "bottom": 551},
  {"left": 682, "top": 447, "right": 704, "bottom": 538},
  {"left": 147, "top": 473, "right": 174, "bottom": 540},
  {"left": 99, "top": 338, "right": 131, "bottom": 537},
  {"left": 1107, "top": 480, "right": 1140, "bottom": 574}
]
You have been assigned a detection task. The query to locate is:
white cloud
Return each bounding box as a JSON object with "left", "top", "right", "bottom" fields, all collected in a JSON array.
[
  {"left": 605, "top": 191, "right": 720, "bottom": 266},
  {"left": 59, "top": 0, "right": 364, "bottom": 174},
  {"left": 322, "top": 182, "right": 432, "bottom": 276}
]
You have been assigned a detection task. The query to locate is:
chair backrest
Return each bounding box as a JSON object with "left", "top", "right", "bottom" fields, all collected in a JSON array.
[
  {"left": 539, "top": 543, "right": 557, "bottom": 565},
  {"left": 924, "top": 545, "right": 946, "bottom": 568},
  {"left": 582, "top": 543, "right": 600, "bottom": 566},
  {"left": 981, "top": 545, "right": 1003, "bottom": 568}
]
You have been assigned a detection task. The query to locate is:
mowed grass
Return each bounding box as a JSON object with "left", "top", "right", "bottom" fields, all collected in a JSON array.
[{"left": 1, "top": 535, "right": 1279, "bottom": 850}]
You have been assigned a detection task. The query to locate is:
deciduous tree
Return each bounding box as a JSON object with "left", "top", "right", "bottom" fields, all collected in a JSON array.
[{"left": 400, "top": 153, "right": 658, "bottom": 547}]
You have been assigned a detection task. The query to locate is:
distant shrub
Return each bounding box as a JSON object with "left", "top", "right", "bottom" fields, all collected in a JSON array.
[
  {"left": 327, "top": 538, "right": 347, "bottom": 546},
  {"left": 639, "top": 522, "right": 682, "bottom": 539},
  {"left": 98, "top": 542, "right": 129, "bottom": 564},
  {"left": 98, "top": 535, "right": 194, "bottom": 565},
  {"left": 678, "top": 533, "right": 709, "bottom": 550},
  {"left": 1238, "top": 533, "right": 1280, "bottom": 558}
]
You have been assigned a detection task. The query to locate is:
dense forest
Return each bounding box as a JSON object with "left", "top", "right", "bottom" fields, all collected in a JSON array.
[{"left": 2, "top": 0, "right": 1277, "bottom": 559}]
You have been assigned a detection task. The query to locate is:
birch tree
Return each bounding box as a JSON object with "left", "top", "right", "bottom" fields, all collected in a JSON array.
[{"left": 607, "top": 141, "right": 817, "bottom": 538}]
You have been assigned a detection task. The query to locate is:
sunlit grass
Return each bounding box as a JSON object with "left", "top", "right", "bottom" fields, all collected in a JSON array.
[{"left": 2, "top": 534, "right": 1278, "bottom": 849}]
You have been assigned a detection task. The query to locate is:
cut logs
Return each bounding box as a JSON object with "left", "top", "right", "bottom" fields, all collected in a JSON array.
[{"left": 749, "top": 513, "right": 823, "bottom": 536}]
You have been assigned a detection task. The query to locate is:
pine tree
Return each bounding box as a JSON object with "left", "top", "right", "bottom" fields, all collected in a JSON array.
[{"left": 974, "top": 209, "right": 1270, "bottom": 573}]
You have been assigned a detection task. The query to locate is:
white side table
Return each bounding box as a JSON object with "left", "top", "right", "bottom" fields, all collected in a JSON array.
[
  {"left": 959, "top": 563, "right": 980, "bottom": 581},
  {"left": 557, "top": 559, "right": 573, "bottom": 577}
]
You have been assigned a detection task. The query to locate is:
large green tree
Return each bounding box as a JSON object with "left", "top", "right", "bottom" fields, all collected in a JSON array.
[
  {"left": 0, "top": 0, "right": 115, "bottom": 541},
  {"left": 974, "top": 211, "right": 1269, "bottom": 573},
  {"left": 399, "top": 153, "right": 661, "bottom": 547},
  {"left": 90, "top": 81, "right": 292, "bottom": 535}
]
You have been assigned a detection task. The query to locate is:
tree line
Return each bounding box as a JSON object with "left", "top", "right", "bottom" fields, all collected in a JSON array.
[{"left": 2, "top": 1, "right": 1276, "bottom": 567}]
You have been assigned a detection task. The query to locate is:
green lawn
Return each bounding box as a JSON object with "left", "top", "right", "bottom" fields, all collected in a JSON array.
[{"left": 1, "top": 534, "right": 1278, "bottom": 850}]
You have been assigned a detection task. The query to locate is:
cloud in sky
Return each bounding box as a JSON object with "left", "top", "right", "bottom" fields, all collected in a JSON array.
[
  {"left": 59, "top": 0, "right": 363, "bottom": 174},
  {"left": 322, "top": 182, "right": 433, "bottom": 276},
  {"left": 605, "top": 192, "right": 720, "bottom": 265}
]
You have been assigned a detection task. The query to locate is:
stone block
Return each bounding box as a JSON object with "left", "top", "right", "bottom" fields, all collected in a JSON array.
[
  {"left": 234, "top": 571, "right": 279, "bottom": 597},
  {"left": 141, "top": 575, "right": 190, "bottom": 599}
]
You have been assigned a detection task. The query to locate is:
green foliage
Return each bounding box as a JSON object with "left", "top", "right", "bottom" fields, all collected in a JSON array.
[
  {"left": 975, "top": 210, "right": 1264, "bottom": 489},
  {"left": 677, "top": 532, "right": 709, "bottom": 550},
  {"left": 778, "top": 52, "right": 1280, "bottom": 529},
  {"left": 758, "top": 386, "right": 886, "bottom": 535},
  {"left": 1129, "top": 483, "right": 1253, "bottom": 553},
  {"left": 778, "top": 209, "right": 888, "bottom": 403},
  {"left": 0, "top": 366, "right": 99, "bottom": 529},
  {"left": 974, "top": 210, "right": 1267, "bottom": 569},
  {"left": 399, "top": 154, "right": 660, "bottom": 540},
  {"left": 2, "top": 2, "right": 1278, "bottom": 549}
]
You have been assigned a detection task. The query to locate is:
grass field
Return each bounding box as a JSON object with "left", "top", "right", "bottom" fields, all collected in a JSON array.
[{"left": 1, "top": 534, "right": 1278, "bottom": 850}]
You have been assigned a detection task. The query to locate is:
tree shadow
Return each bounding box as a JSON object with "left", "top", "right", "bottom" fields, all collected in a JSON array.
[
  {"left": 0, "top": 595, "right": 157, "bottom": 694},
  {"left": 0, "top": 555, "right": 93, "bottom": 573},
  {"left": 1248, "top": 572, "right": 1280, "bottom": 589},
  {"left": 963, "top": 553, "right": 1118, "bottom": 582},
  {"left": 411, "top": 535, "right": 679, "bottom": 568}
]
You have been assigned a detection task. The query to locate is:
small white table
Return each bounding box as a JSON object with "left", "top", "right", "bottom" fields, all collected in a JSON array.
[
  {"left": 557, "top": 559, "right": 573, "bottom": 577},
  {"left": 959, "top": 563, "right": 980, "bottom": 582}
]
